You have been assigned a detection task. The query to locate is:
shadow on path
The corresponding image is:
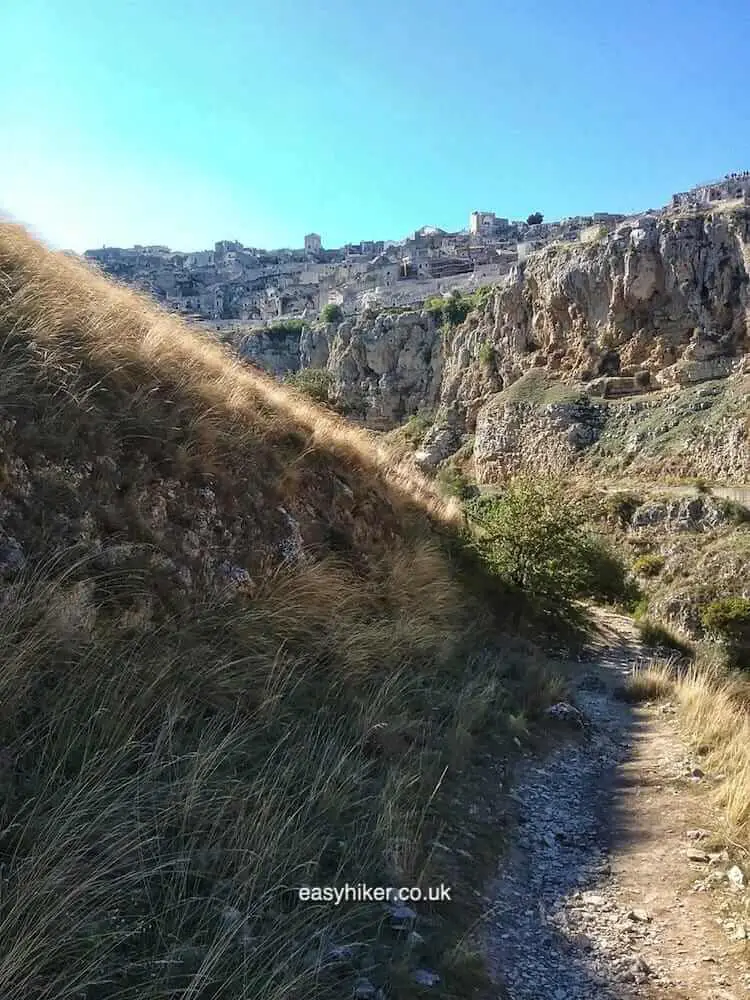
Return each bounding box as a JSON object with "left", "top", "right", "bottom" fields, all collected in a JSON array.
[{"left": 484, "top": 616, "right": 670, "bottom": 999}]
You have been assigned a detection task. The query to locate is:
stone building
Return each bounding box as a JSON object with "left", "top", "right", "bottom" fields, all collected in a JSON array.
[
  {"left": 367, "top": 254, "right": 400, "bottom": 287},
  {"left": 86, "top": 171, "right": 747, "bottom": 326},
  {"left": 470, "top": 211, "right": 496, "bottom": 236},
  {"left": 186, "top": 250, "right": 215, "bottom": 268},
  {"left": 671, "top": 174, "right": 750, "bottom": 209},
  {"left": 215, "top": 240, "right": 243, "bottom": 256}
]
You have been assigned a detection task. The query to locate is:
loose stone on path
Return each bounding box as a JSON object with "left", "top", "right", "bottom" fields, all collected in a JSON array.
[{"left": 484, "top": 612, "right": 749, "bottom": 999}]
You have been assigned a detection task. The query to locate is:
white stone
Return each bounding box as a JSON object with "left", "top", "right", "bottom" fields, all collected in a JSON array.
[{"left": 727, "top": 865, "right": 745, "bottom": 889}]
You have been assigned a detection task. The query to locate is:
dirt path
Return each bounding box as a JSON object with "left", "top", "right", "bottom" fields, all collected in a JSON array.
[{"left": 485, "top": 611, "right": 750, "bottom": 999}]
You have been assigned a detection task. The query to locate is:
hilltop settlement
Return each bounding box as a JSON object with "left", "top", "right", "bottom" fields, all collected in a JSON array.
[{"left": 83, "top": 173, "right": 750, "bottom": 327}]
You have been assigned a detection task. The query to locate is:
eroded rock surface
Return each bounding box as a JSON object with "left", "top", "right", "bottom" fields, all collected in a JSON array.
[{"left": 242, "top": 206, "right": 750, "bottom": 481}]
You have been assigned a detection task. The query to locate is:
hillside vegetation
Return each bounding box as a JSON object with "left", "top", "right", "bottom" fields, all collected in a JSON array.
[{"left": 0, "top": 224, "right": 569, "bottom": 1000}]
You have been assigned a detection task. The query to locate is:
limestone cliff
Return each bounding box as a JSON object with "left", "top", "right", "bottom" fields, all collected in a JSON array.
[
  {"left": 240, "top": 310, "right": 444, "bottom": 428},
  {"left": 316, "top": 311, "right": 444, "bottom": 427},
  {"left": 432, "top": 207, "right": 748, "bottom": 420},
  {"left": 241, "top": 204, "right": 750, "bottom": 482},
  {"left": 453, "top": 206, "right": 750, "bottom": 482}
]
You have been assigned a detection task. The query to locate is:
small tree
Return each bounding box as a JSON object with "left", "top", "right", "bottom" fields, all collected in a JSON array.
[
  {"left": 442, "top": 293, "right": 472, "bottom": 327},
  {"left": 701, "top": 597, "right": 750, "bottom": 643},
  {"left": 478, "top": 341, "right": 496, "bottom": 368},
  {"left": 701, "top": 596, "right": 750, "bottom": 667},
  {"left": 465, "top": 476, "right": 631, "bottom": 610},
  {"left": 632, "top": 554, "right": 665, "bottom": 578},
  {"left": 425, "top": 294, "right": 469, "bottom": 328},
  {"left": 400, "top": 412, "right": 432, "bottom": 447},
  {"left": 320, "top": 303, "right": 343, "bottom": 324},
  {"left": 526, "top": 212, "right": 544, "bottom": 226}
]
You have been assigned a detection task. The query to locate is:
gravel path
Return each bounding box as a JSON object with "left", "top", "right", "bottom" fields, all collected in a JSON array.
[{"left": 485, "top": 612, "right": 750, "bottom": 1000}]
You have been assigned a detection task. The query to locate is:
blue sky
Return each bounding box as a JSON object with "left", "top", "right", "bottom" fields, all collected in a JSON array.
[{"left": 1, "top": 0, "right": 748, "bottom": 252}]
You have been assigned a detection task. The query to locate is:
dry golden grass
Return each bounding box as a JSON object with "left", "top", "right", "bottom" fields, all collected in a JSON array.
[
  {"left": 620, "top": 665, "right": 675, "bottom": 704},
  {"left": 669, "top": 657, "right": 750, "bottom": 851},
  {"left": 0, "top": 222, "right": 455, "bottom": 534},
  {"left": 624, "top": 654, "right": 750, "bottom": 854},
  {"left": 0, "top": 223, "right": 556, "bottom": 998}
]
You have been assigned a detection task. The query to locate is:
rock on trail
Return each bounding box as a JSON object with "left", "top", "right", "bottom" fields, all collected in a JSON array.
[{"left": 485, "top": 612, "right": 750, "bottom": 999}]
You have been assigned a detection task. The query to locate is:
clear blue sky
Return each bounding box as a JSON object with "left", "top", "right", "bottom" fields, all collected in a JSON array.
[{"left": 2, "top": 0, "right": 748, "bottom": 253}]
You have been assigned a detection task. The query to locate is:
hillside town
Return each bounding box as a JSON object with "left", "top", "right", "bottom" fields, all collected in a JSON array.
[{"left": 83, "top": 174, "right": 750, "bottom": 325}]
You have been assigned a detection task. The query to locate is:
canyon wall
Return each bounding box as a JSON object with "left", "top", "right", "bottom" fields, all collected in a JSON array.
[{"left": 242, "top": 205, "right": 750, "bottom": 481}]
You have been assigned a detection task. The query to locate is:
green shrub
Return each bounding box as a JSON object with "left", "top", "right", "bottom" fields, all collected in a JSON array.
[
  {"left": 320, "top": 302, "right": 344, "bottom": 324},
  {"left": 284, "top": 367, "right": 334, "bottom": 404},
  {"left": 633, "top": 595, "right": 650, "bottom": 620},
  {"left": 701, "top": 597, "right": 750, "bottom": 644},
  {"left": 717, "top": 498, "right": 750, "bottom": 525},
  {"left": 526, "top": 212, "right": 544, "bottom": 225},
  {"left": 425, "top": 292, "right": 472, "bottom": 328},
  {"left": 443, "top": 293, "right": 472, "bottom": 327},
  {"left": 579, "top": 536, "right": 641, "bottom": 607},
  {"left": 424, "top": 296, "right": 445, "bottom": 321},
  {"left": 633, "top": 553, "right": 666, "bottom": 578},
  {"left": 635, "top": 618, "right": 692, "bottom": 657},
  {"left": 478, "top": 341, "right": 496, "bottom": 368},
  {"left": 465, "top": 476, "right": 632, "bottom": 610},
  {"left": 599, "top": 491, "right": 642, "bottom": 527},
  {"left": 436, "top": 464, "right": 476, "bottom": 501},
  {"left": 400, "top": 412, "right": 432, "bottom": 447},
  {"left": 470, "top": 285, "right": 494, "bottom": 309},
  {"left": 265, "top": 319, "right": 305, "bottom": 338}
]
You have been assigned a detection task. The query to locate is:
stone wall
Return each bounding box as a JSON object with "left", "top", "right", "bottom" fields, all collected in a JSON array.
[{"left": 672, "top": 174, "right": 750, "bottom": 209}]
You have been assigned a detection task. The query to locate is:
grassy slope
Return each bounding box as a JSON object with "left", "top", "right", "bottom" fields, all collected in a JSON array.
[
  {"left": 488, "top": 369, "right": 585, "bottom": 407},
  {"left": 625, "top": 657, "right": 750, "bottom": 864},
  {"left": 585, "top": 377, "right": 749, "bottom": 481},
  {"left": 673, "top": 660, "right": 750, "bottom": 850},
  {"left": 0, "top": 225, "right": 556, "bottom": 1000}
]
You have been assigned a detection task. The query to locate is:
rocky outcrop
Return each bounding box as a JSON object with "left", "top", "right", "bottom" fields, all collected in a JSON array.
[
  {"left": 474, "top": 394, "right": 607, "bottom": 482},
  {"left": 241, "top": 206, "right": 750, "bottom": 481},
  {"left": 239, "top": 325, "right": 302, "bottom": 373},
  {"left": 441, "top": 207, "right": 748, "bottom": 431},
  {"left": 241, "top": 311, "right": 444, "bottom": 428},
  {"left": 438, "top": 207, "right": 750, "bottom": 480},
  {"left": 628, "top": 495, "right": 738, "bottom": 532},
  {"left": 470, "top": 374, "right": 749, "bottom": 483},
  {"left": 321, "top": 311, "right": 444, "bottom": 426}
]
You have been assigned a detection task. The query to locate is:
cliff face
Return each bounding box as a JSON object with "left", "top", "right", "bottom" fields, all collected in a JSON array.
[
  {"left": 437, "top": 208, "right": 749, "bottom": 416},
  {"left": 318, "top": 311, "right": 444, "bottom": 427},
  {"left": 420, "top": 206, "right": 750, "bottom": 480},
  {"left": 240, "top": 311, "right": 444, "bottom": 428},
  {"left": 242, "top": 205, "right": 750, "bottom": 482},
  {"left": 238, "top": 325, "right": 302, "bottom": 373}
]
